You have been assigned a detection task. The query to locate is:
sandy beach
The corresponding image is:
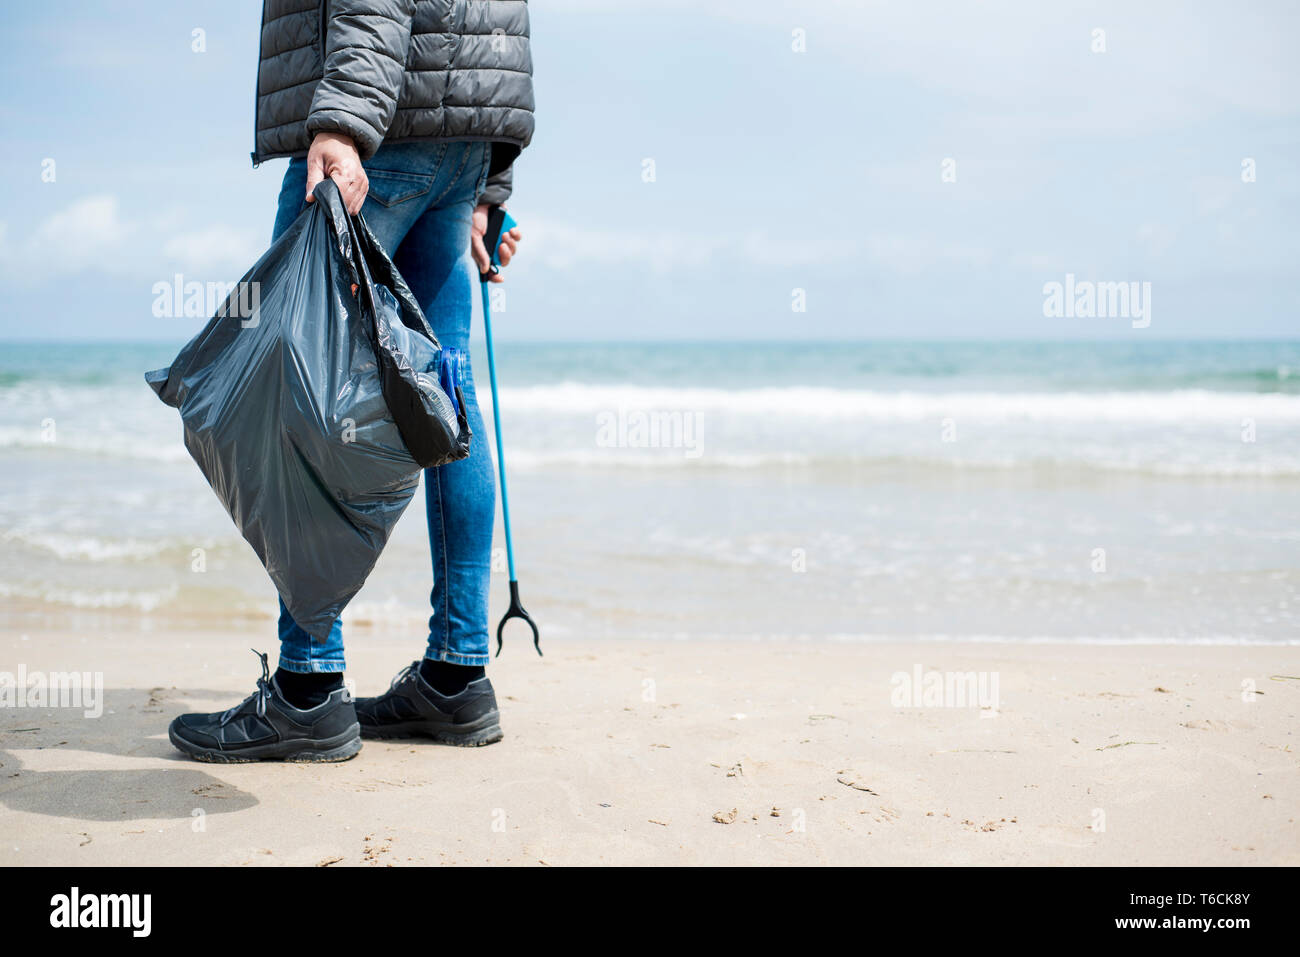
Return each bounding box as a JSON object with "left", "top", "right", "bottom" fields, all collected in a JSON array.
[{"left": 2, "top": 629, "right": 1295, "bottom": 866}]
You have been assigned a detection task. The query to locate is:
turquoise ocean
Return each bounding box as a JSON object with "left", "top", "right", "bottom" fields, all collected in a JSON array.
[{"left": 2, "top": 340, "right": 1298, "bottom": 644}]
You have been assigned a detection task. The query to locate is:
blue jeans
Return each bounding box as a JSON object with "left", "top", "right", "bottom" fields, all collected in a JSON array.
[{"left": 272, "top": 141, "right": 497, "bottom": 673}]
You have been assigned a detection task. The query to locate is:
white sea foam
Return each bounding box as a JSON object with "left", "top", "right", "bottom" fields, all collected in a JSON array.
[
  {"left": 587, "top": 630, "right": 1300, "bottom": 647},
  {"left": 0, "top": 581, "right": 179, "bottom": 612},
  {"left": 0, "top": 426, "right": 192, "bottom": 463},
  {"left": 493, "top": 383, "right": 1300, "bottom": 422},
  {"left": 4, "top": 382, "right": 1299, "bottom": 477},
  {"left": 0, "top": 529, "right": 171, "bottom": 562},
  {"left": 499, "top": 447, "right": 1300, "bottom": 477}
]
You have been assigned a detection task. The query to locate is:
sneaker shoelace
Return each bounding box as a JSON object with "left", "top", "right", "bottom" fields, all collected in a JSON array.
[
  {"left": 220, "top": 649, "right": 273, "bottom": 726},
  {"left": 389, "top": 661, "right": 420, "bottom": 691}
]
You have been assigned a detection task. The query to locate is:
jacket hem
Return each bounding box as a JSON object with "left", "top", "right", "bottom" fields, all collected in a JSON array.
[{"left": 252, "top": 133, "right": 526, "bottom": 168}]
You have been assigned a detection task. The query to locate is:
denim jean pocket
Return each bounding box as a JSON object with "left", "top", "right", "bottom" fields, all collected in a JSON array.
[
  {"left": 364, "top": 168, "right": 435, "bottom": 208},
  {"left": 475, "top": 143, "right": 492, "bottom": 198}
]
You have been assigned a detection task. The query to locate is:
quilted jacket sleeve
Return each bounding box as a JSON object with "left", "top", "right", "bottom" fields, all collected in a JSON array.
[
  {"left": 478, "top": 165, "right": 514, "bottom": 206},
  {"left": 306, "top": 0, "right": 416, "bottom": 160}
]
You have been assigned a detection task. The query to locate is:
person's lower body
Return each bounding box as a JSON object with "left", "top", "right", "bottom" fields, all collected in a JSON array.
[
  {"left": 170, "top": 142, "right": 500, "bottom": 761},
  {"left": 169, "top": 138, "right": 501, "bottom": 764},
  {"left": 274, "top": 139, "right": 498, "bottom": 693}
]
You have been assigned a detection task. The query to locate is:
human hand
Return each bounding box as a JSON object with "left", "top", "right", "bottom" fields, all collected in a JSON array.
[
  {"left": 470, "top": 204, "right": 522, "bottom": 282},
  {"left": 304, "top": 132, "right": 368, "bottom": 215}
]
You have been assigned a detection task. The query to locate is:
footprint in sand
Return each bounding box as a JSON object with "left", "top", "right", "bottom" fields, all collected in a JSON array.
[{"left": 1180, "top": 718, "right": 1234, "bottom": 732}]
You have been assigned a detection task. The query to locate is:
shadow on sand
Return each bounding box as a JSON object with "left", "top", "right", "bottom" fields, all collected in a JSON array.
[{"left": 0, "top": 686, "right": 261, "bottom": 821}]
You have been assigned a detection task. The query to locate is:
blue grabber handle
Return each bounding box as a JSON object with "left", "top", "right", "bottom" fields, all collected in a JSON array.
[
  {"left": 480, "top": 205, "right": 516, "bottom": 279},
  {"left": 479, "top": 205, "right": 540, "bottom": 656}
]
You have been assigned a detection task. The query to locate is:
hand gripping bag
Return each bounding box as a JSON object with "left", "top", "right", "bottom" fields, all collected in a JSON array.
[{"left": 145, "top": 178, "right": 471, "bottom": 638}]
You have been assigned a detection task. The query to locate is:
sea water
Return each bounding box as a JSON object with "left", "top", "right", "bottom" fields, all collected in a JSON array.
[{"left": 2, "top": 339, "right": 1298, "bottom": 643}]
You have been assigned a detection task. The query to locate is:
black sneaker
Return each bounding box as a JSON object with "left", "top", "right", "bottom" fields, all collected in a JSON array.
[
  {"left": 168, "top": 650, "right": 362, "bottom": 763},
  {"left": 355, "top": 661, "right": 503, "bottom": 746}
]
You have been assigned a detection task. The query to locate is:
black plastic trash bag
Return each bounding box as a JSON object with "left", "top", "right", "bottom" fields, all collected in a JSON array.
[{"left": 145, "top": 178, "right": 470, "bottom": 639}]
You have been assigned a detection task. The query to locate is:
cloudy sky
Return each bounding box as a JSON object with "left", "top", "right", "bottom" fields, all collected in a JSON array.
[{"left": 1, "top": 0, "right": 1296, "bottom": 341}]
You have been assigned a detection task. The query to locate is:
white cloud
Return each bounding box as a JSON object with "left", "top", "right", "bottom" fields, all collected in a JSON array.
[
  {"left": 161, "top": 225, "right": 265, "bottom": 273},
  {"left": 0, "top": 194, "right": 264, "bottom": 285},
  {"left": 22, "top": 195, "right": 135, "bottom": 276},
  {"left": 524, "top": 216, "right": 994, "bottom": 275},
  {"left": 1135, "top": 222, "right": 1178, "bottom": 258}
]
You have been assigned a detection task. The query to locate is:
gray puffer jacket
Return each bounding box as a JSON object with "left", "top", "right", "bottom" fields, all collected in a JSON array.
[{"left": 254, "top": 0, "right": 534, "bottom": 205}]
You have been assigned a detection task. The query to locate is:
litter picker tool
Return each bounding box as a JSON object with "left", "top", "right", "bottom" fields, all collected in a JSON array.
[{"left": 479, "top": 205, "right": 541, "bottom": 656}]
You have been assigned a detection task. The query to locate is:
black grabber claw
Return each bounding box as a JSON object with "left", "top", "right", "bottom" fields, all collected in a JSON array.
[{"left": 496, "top": 580, "right": 541, "bottom": 657}]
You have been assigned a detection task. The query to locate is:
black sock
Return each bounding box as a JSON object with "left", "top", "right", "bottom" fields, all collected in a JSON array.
[
  {"left": 275, "top": 668, "right": 343, "bottom": 709},
  {"left": 419, "top": 658, "right": 485, "bottom": 696}
]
